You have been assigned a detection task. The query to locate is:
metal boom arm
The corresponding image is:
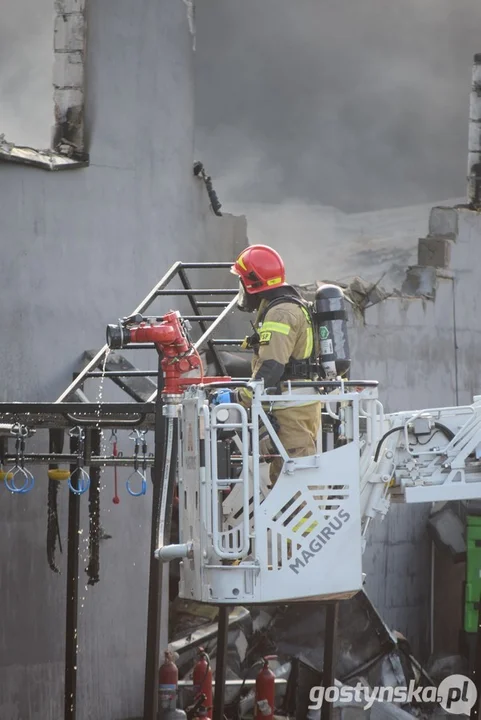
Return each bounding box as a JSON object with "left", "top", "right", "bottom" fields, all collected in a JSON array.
[{"left": 359, "top": 394, "right": 481, "bottom": 545}]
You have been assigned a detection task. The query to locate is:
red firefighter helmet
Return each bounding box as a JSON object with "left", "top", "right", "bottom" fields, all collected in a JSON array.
[{"left": 231, "top": 245, "right": 286, "bottom": 294}]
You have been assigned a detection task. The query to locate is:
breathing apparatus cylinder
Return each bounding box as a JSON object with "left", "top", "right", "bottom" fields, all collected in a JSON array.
[{"left": 313, "top": 284, "right": 351, "bottom": 380}]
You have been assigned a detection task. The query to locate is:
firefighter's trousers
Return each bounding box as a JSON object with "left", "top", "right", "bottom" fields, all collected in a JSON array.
[{"left": 268, "top": 401, "right": 322, "bottom": 485}]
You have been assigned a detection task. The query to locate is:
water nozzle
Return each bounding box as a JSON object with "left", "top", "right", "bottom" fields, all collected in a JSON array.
[{"left": 106, "top": 323, "right": 131, "bottom": 349}]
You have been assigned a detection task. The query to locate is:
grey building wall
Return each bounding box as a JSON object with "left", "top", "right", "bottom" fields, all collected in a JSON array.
[
  {"left": 342, "top": 205, "right": 481, "bottom": 660},
  {"left": 1, "top": 3, "right": 476, "bottom": 716},
  {"left": 231, "top": 201, "right": 480, "bottom": 661},
  {"left": 0, "top": 2, "right": 245, "bottom": 719}
]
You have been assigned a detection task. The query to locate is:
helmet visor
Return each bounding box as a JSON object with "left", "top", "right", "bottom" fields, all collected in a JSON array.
[{"left": 236, "top": 279, "right": 260, "bottom": 312}]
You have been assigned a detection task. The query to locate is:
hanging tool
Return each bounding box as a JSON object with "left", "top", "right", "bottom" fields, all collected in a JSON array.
[
  {"left": 110, "top": 429, "right": 120, "bottom": 504},
  {"left": 68, "top": 427, "right": 90, "bottom": 495},
  {"left": 4, "top": 423, "right": 35, "bottom": 494},
  {"left": 86, "top": 429, "right": 102, "bottom": 586},
  {"left": 126, "top": 429, "right": 148, "bottom": 496},
  {"left": 47, "top": 428, "right": 67, "bottom": 573}
]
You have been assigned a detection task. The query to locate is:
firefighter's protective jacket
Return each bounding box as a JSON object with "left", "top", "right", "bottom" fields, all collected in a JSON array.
[{"left": 238, "top": 287, "right": 317, "bottom": 408}]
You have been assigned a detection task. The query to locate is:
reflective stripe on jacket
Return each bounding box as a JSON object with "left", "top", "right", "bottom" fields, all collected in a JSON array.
[{"left": 238, "top": 298, "right": 318, "bottom": 409}]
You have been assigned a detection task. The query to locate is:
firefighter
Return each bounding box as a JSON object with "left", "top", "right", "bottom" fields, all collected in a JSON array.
[{"left": 213, "top": 244, "right": 321, "bottom": 486}]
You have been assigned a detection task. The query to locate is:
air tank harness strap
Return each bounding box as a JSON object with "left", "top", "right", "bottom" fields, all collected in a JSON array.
[
  {"left": 282, "top": 358, "right": 313, "bottom": 381},
  {"left": 241, "top": 294, "right": 312, "bottom": 351},
  {"left": 259, "top": 412, "right": 281, "bottom": 464},
  {"left": 317, "top": 310, "right": 346, "bottom": 321}
]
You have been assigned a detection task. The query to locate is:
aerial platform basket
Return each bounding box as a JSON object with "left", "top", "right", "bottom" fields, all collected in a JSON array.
[{"left": 165, "top": 382, "right": 377, "bottom": 605}]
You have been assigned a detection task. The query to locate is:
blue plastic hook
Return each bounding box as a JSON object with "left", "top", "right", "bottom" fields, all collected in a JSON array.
[
  {"left": 126, "top": 469, "right": 147, "bottom": 497},
  {"left": 4, "top": 466, "right": 35, "bottom": 494},
  {"left": 68, "top": 467, "right": 91, "bottom": 495}
]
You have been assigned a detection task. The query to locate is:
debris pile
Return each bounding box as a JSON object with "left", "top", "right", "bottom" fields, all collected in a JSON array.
[{"left": 163, "top": 591, "right": 468, "bottom": 719}]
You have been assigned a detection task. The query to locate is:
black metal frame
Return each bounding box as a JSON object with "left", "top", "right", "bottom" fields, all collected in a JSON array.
[
  {"left": 213, "top": 606, "right": 231, "bottom": 720},
  {"left": 143, "top": 354, "right": 168, "bottom": 720},
  {"left": 0, "top": 260, "right": 360, "bottom": 720},
  {"left": 0, "top": 262, "right": 242, "bottom": 720},
  {"left": 65, "top": 430, "right": 80, "bottom": 719},
  {"left": 56, "top": 261, "right": 241, "bottom": 405},
  {"left": 321, "top": 603, "right": 339, "bottom": 720}
]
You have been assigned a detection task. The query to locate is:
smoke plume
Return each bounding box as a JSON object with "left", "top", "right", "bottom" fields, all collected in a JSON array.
[
  {"left": 194, "top": 0, "right": 481, "bottom": 213},
  {"left": 0, "top": 0, "right": 54, "bottom": 149}
]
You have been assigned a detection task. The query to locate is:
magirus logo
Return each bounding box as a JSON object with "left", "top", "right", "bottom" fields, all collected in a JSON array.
[{"left": 289, "top": 508, "right": 350, "bottom": 575}]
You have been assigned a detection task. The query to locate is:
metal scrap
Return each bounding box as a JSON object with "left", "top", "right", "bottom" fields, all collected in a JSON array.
[
  {"left": 296, "top": 275, "right": 393, "bottom": 322},
  {"left": 0, "top": 134, "right": 88, "bottom": 170},
  {"left": 166, "top": 591, "right": 456, "bottom": 719}
]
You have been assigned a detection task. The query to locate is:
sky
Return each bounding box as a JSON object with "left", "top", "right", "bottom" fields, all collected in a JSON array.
[
  {"left": 0, "top": 0, "right": 53, "bottom": 149},
  {"left": 194, "top": 0, "right": 481, "bottom": 213}
]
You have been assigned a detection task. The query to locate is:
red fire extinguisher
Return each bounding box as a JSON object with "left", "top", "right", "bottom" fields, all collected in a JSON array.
[
  {"left": 255, "top": 656, "right": 277, "bottom": 720},
  {"left": 158, "top": 650, "right": 180, "bottom": 715},
  {"left": 192, "top": 646, "right": 213, "bottom": 717}
]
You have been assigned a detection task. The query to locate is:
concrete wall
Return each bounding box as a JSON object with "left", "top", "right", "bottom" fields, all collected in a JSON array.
[
  {"left": 224, "top": 199, "right": 459, "bottom": 295},
  {"left": 231, "top": 201, "right": 481, "bottom": 661},
  {"left": 351, "top": 206, "right": 481, "bottom": 660},
  {"left": 0, "top": 2, "right": 245, "bottom": 719}
]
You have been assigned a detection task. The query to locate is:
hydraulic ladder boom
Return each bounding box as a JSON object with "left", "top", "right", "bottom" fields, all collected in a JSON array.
[
  {"left": 103, "top": 308, "right": 481, "bottom": 606},
  {"left": 159, "top": 380, "right": 481, "bottom": 605}
]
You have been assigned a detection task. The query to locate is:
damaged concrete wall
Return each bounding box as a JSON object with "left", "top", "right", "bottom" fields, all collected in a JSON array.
[
  {"left": 53, "top": 0, "right": 87, "bottom": 154},
  {"left": 0, "top": 2, "right": 245, "bottom": 720},
  {"left": 352, "top": 205, "right": 481, "bottom": 661},
  {"left": 232, "top": 201, "right": 481, "bottom": 661},
  {"left": 336, "top": 205, "right": 481, "bottom": 661},
  {"left": 0, "top": 0, "right": 88, "bottom": 156}
]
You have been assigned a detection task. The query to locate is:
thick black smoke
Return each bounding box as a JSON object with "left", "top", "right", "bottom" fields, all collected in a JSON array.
[{"left": 194, "top": 0, "right": 481, "bottom": 212}]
